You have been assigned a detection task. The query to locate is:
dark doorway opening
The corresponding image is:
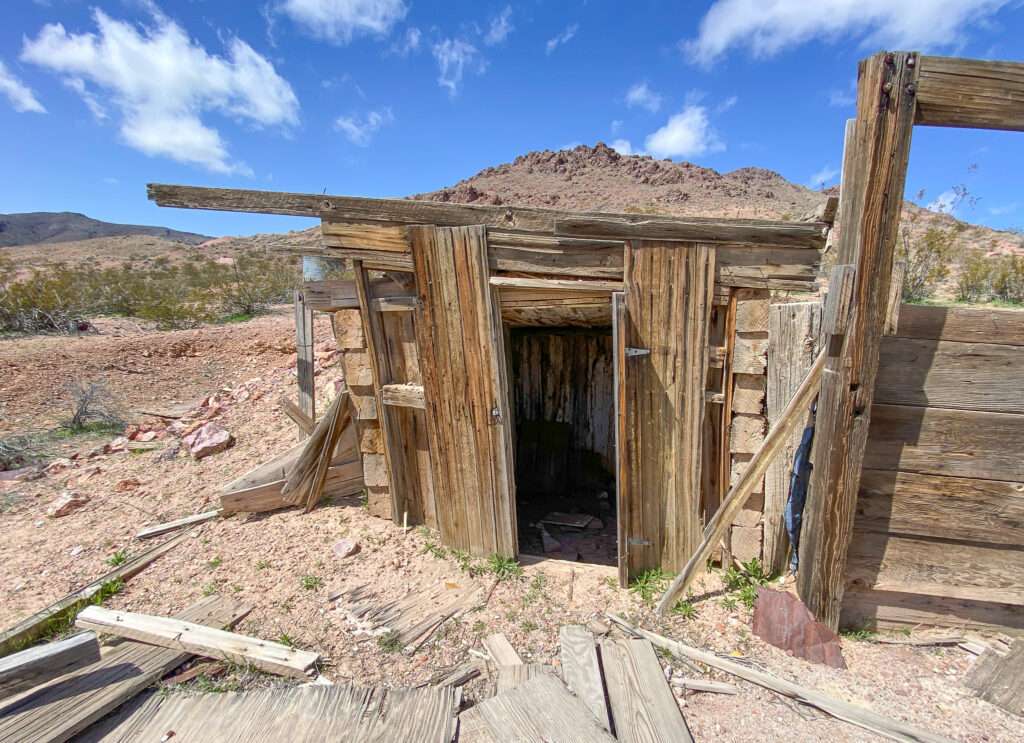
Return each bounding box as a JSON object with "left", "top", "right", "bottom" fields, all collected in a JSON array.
[{"left": 508, "top": 327, "right": 617, "bottom": 565}]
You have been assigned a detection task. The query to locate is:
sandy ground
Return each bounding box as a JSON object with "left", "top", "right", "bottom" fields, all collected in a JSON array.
[{"left": 1, "top": 313, "right": 1021, "bottom": 742}]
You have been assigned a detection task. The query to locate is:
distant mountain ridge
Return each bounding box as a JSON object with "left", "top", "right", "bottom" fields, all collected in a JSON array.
[{"left": 0, "top": 212, "right": 209, "bottom": 248}]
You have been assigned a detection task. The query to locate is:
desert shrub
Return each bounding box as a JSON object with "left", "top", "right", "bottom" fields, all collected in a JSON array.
[
  {"left": 989, "top": 254, "right": 1024, "bottom": 304},
  {"left": 212, "top": 252, "right": 297, "bottom": 317},
  {"left": 899, "top": 227, "right": 953, "bottom": 303},
  {"left": 63, "top": 380, "right": 123, "bottom": 433},
  {"left": 955, "top": 251, "right": 992, "bottom": 303}
]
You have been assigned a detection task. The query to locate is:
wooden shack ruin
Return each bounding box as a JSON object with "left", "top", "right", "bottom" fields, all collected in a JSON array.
[{"left": 149, "top": 50, "right": 1024, "bottom": 637}]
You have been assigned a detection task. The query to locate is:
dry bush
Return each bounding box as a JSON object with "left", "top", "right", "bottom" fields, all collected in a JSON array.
[
  {"left": 989, "top": 254, "right": 1024, "bottom": 304},
  {"left": 955, "top": 250, "right": 992, "bottom": 303},
  {"left": 898, "top": 226, "right": 954, "bottom": 303},
  {"left": 63, "top": 380, "right": 124, "bottom": 433}
]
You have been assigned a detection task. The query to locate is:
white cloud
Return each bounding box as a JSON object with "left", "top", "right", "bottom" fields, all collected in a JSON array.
[
  {"left": 432, "top": 38, "right": 484, "bottom": 97},
  {"left": 808, "top": 165, "right": 840, "bottom": 188},
  {"left": 22, "top": 9, "right": 298, "bottom": 174},
  {"left": 715, "top": 95, "right": 738, "bottom": 113},
  {"left": 389, "top": 26, "right": 421, "bottom": 56},
  {"left": 485, "top": 6, "right": 514, "bottom": 46},
  {"left": 625, "top": 82, "right": 662, "bottom": 113},
  {"left": 928, "top": 189, "right": 959, "bottom": 215},
  {"left": 644, "top": 105, "right": 724, "bottom": 159},
  {"left": 683, "top": 0, "right": 1010, "bottom": 65},
  {"left": 63, "top": 77, "right": 107, "bottom": 120},
  {"left": 0, "top": 60, "right": 46, "bottom": 113},
  {"left": 335, "top": 107, "right": 393, "bottom": 145},
  {"left": 610, "top": 119, "right": 623, "bottom": 134},
  {"left": 546, "top": 23, "right": 579, "bottom": 54},
  {"left": 611, "top": 139, "right": 636, "bottom": 156},
  {"left": 279, "top": 0, "right": 407, "bottom": 44}
]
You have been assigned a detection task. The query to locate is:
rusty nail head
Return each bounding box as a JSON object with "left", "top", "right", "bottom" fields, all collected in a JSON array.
[{"left": 882, "top": 81, "right": 893, "bottom": 93}]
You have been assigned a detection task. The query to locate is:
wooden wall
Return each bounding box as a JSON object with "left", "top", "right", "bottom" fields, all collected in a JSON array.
[{"left": 841, "top": 304, "right": 1024, "bottom": 633}]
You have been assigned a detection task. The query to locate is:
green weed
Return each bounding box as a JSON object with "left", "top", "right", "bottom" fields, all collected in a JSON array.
[
  {"left": 629, "top": 568, "right": 671, "bottom": 604},
  {"left": 106, "top": 550, "right": 128, "bottom": 567},
  {"left": 378, "top": 630, "right": 403, "bottom": 653},
  {"left": 301, "top": 575, "right": 323, "bottom": 591}
]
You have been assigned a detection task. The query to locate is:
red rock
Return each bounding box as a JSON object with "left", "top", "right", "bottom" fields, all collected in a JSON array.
[
  {"left": 115, "top": 478, "right": 141, "bottom": 492},
  {"left": 752, "top": 588, "right": 847, "bottom": 669},
  {"left": 182, "top": 422, "right": 235, "bottom": 460},
  {"left": 136, "top": 431, "right": 158, "bottom": 442},
  {"left": 47, "top": 491, "right": 90, "bottom": 518}
]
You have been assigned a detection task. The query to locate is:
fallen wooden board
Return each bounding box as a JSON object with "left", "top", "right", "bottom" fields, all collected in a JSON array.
[
  {"left": 0, "top": 596, "right": 249, "bottom": 743},
  {"left": 0, "top": 531, "right": 190, "bottom": 658},
  {"left": 76, "top": 606, "right": 319, "bottom": 679},
  {"left": 965, "top": 639, "right": 1024, "bottom": 716},
  {"left": 484, "top": 634, "right": 523, "bottom": 667},
  {"left": 0, "top": 632, "right": 100, "bottom": 700},
  {"left": 496, "top": 663, "right": 547, "bottom": 694},
  {"left": 135, "top": 509, "right": 222, "bottom": 540},
  {"left": 673, "top": 678, "right": 738, "bottom": 694},
  {"left": 559, "top": 625, "right": 612, "bottom": 731},
  {"left": 220, "top": 459, "right": 363, "bottom": 514},
  {"left": 607, "top": 613, "right": 955, "bottom": 743},
  {"left": 601, "top": 638, "right": 693, "bottom": 743}
]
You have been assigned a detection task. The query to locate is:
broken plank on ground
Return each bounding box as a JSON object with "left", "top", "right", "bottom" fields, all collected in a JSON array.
[
  {"left": 559, "top": 625, "right": 612, "bottom": 731},
  {"left": 75, "top": 606, "right": 319, "bottom": 679},
  {"left": 135, "top": 509, "right": 222, "bottom": 539},
  {"left": 0, "top": 632, "right": 100, "bottom": 700}
]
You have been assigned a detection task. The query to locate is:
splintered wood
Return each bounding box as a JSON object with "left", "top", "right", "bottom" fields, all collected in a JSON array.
[
  {"left": 281, "top": 389, "right": 354, "bottom": 512},
  {"left": 332, "top": 570, "right": 485, "bottom": 652},
  {"left": 92, "top": 684, "right": 458, "bottom": 742}
]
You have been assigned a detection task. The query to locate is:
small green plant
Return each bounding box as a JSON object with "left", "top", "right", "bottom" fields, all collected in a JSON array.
[
  {"left": 841, "top": 627, "right": 877, "bottom": 642},
  {"left": 471, "top": 619, "right": 487, "bottom": 635},
  {"left": 602, "top": 576, "right": 619, "bottom": 590},
  {"left": 723, "top": 558, "right": 773, "bottom": 609},
  {"left": 720, "top": 596, "right": 738, "bottom": 611},
  {"left": 524, "top": 573, "right": 548, "bottom": 605},
  {"left": 422, "top": 541, "right": 447, "bottom": 559},
  {"left": 672, "top": 600, "right": 697, "bottom": 619},
  {"left": 520, "top": 619, "right": 538, "bottom": 633},
  {"left": 255, "top": 560, "right": 271, "bottom": 570},
  {"left": 106, "top": 550, "right": 128, "bottom": 567},
  {"left": 629, "top": 567, "right": 671, "bottom": 604},
  {"left": 485, "top": 554, "right": 523, "bottom": 582},
  {"left": 202, "top": 582, "right": 218, "bottom": 596},
  {"left": 207, "top": 556, "right": 223, "bottom": 569},
  {"left": 377, "top": 630, "right": 403, "bottom": 653},
  {"left": 278, "top": 633, "right": 297, "bottom": 648},
  {"left": 301, "top": 575, "right": 323, "bottom": 591}
]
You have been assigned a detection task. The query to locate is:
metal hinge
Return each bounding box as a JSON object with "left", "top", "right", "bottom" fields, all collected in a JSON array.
[{"left": 625, "top": 347, "right": 650, "bottom": 358}]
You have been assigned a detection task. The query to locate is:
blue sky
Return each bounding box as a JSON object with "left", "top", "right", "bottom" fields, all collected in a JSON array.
[{"left": 0, "top": 0, "right": 1021, "bottom": 237}]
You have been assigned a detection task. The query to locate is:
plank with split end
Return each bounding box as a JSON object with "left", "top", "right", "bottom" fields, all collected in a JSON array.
[
  {"left": 483, "top": 634, "right": 522, "bottom": 666},
  {"left": 892, "top": 303, "right": 1024, "bottom": 346},
  {"left": 915, "top": 56, "right": 1024, "bottom": 132},
  {"left": 619, "top": 241, "right": 715, "bottom": 578},
  {"left": 148, "top": 183, "right": 825, "bottom": 249},
  {"left": 135, "top": 509, "right": 222, "bottom": 540},
  {"left": 475, "top": 673, "right": 616, "bottom": 743},
  {"left": 219, "top": 459, "right": 363, "bottom": 514},
  {"left": 76, "top": 606, "right": 319, "bottom": 679},
  {"left": 874, "top": 337, "right": 1024, "bottom": 414},
  {"left": 600, "top": 638, "right": 693, "bottom": 743},
  {"left": 558, "top": 625, "right": 612, "bottom": 731},
  {"left": 0, "top": 633, "right": 100, "bottom": 700},
  {"left": 607, "top": 614, "right": 956, "bottom": 743},
  {"left": 0, "top": 597, "right": 249, "bottom": 743},
  {"left": 280, "top": 397, "right": 315, "bottom": 435}
]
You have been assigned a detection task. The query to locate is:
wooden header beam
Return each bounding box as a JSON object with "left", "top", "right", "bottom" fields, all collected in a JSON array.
[
  {"left": 147, "top": 184, "right": 827, "bottom": 249},
  {"left": 916, "top": 56, "right": 1024, "bottom": 132}
]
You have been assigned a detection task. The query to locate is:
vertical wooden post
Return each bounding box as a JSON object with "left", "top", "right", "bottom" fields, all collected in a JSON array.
[
  {"left": 294, "top": 289, "right": 315, "bottom": 439},
  {"left": 796, "top": 52, "right": 920, "bottom": 629}
]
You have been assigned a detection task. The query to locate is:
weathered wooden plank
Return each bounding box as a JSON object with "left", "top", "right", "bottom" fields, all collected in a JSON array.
[
  {"left": 916, "top": 56, "right": 1024, "bottom": 131},
  {"left": 0, "top": 633, "right": 100, "bottom": 700},
  {"left": 856, "top": 468, "right": 1024, "bottom": 546},
  {"left": 294, "top": 290, "right": 315, "bottom": 430},
  {"left": 732, "top": 333, "right": 768, "bottom": 375},
  {"left": 476, "top": 674, "right": 616, "bottom": 743},
  {"left": 0, "top": 597, "right": 249, "bottom": 743},
  {"left": 496, "top": 664, "right": 547, "bottom": 694},
  {"left": 730, "top": 374, "right": 765, "bottom": 415},
  {"left": 136, "top": 509, "right": 222, "bottom": 540},
  {"left": 764, "top": 301, "right": 821, "bottom": 575},
  {"left": 864, "top": 403, "right": 1024, "bottom": 482},
  {"left": 489, "top": 276, "right": 623, "bottom": 292},
  {"left": 600, "top": 638, "right": 693, "bottom": 743},
  {"left": 798, "top": 52, "right": 920, "bottom": 630},
  {"left": 411, "top": 226, "right": 517, "bottom": 556},
  {"left": 381, "top": 383, "right": 426, "bottom": 410},
  {"left": 280, "top": 397, "right": 315, "bottom": 435},
  {"left": 734, "top": 290, "right": 769, "bottom": 332},
  {"left": 558, "top": 626, "right": 612, "bottom": 731},
  {"left": 76, "top": 606, "right": 319, "bottom": 679},
  {"left": 483, "top": 633, "right": 522, "bottom": 667},
  {"left": 303, "top": 277, "right": 408, "bottom": 312},
  {"left": 149, "top": 184, "right": 826, "bottom": 248},
  {"left": 965, "top": 640, "right": 1024, "bottom": 715},
  {"left": 841, "top": 586, "right": 1024, "bottom": 635},
  {"left": 321, "top": 220, "right": 410, "bottom": 251},
  {"left": 219, "top": 459, "right": 363, "bottom": 514},
  {"left": 729, "top": 413, "right": 766, "bottom": 454},
  {"left": 874, "top": 337, "right": 1024, "bottom": 414},
  {"left": 619, "top": 241, "right": 714, "bottom": 577},
  {"left": 892, "top": 304, "right": 1024, "bottom": 346}
]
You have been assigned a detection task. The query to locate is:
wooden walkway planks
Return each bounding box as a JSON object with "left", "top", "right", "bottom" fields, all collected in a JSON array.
[
  {"left": 618, "top": 240, "right": 715, "bottom": 577},
  {"left": 601, "top": 638, "right": 693, "bottom": 743},
  {"left": 0, "top": 633, "right": 99, "bottom": 700},
  {"left": 559, "top": 625, "right": 612, "bottom": 731},
  {"left": 0, "top": 596, "right": 250, "bottom": 743},
  {"left": 410, "top": 225, "right": 517, "bottom": 556},
  {"left": 88, "top": 684, "right": 458, "bottom": 742}
]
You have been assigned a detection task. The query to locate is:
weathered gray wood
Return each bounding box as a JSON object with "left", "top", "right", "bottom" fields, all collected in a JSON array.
[
  {"left": 764, "top": 302, "right": 821, "bottom": 575},
  {"left": 820, "top": 264, "right": 855, "bottom": 335},
  {"left": 483, "top": 634, "right": 522, "bottom": 667},
  {"left": 380, "top": 383, "right": 426, "bottom": 410},
  {"left": 841, "top": 586, "right": 1024, "bottom": 635},
  {"left": 294, "top": 290, "right": 315, "bottom": 431},
  {"left": 496, "top": 663, "right": 547, "bottom": 694},
  {"left": 0, "top": 633, "right": 100, "bottom": 700},
  {"left": 148, "top": 184, "right": 826, "bottom": 249},
  {"left": 600, "top": 638, "right": 693, "bottom": 743},
  {"left": 965, "top": 640, "right": 1024, "bottom": 716},
  {"left": 607, "top": 614, "right": 956, "bottom": 743},
  {"left": 916, "top": 56, "right": 1024, "bottom": 132},
  {"left": 488, "top": 276, "right": 623, "bottom": 292},
  {"left": 135, "top": 509, "right": 222, "bottom": 540},
  {"left": 558, "top": 626, "right": 612, "bottom": 731},
  {"left": 892, "top": 304, "right": 1024, "bottom": 346}
]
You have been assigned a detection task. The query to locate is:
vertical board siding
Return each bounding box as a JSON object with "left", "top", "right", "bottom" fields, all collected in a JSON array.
[
  {"left": 764, "top": 302, "right": 821, "bottom": 575},
  {"left": 411, "top": 226, "right": 517, "bottom": 556},
  {"left": 619, "top": 241, "right": 715, "bottom": 576}
]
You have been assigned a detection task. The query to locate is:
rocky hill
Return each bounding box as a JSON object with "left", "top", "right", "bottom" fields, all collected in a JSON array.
[{"left": 0, "top": 211, "right": 209, "bottom": 248}]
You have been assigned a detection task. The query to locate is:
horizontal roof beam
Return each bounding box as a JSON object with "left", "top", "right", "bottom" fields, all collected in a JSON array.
[{"left": 915, "top": 55, "right": 1024, "bottom": 132}]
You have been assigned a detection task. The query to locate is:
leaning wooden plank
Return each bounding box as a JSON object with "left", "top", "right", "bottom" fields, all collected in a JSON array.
[
  {"left": 0, "top": 633, "right": 100, "bottom": 700},
  {"left": 0, "top": 597, "right": 249, "bottom": 743},
  {"left": 965, "top": 639, "right": 1024, "bottom": 716},
  {"left": 673, "top": 678, "right": 738, "bottom": 695},
  {"left": 601, "top": 638, "right": 693, "bottom": 743},
  {"left": 220, "top": 459, "right": 363, "bottom": 514},
  {"left": 148, "top": 183, "right": 827, "bottom": 249},
  {"left": 280, "top": 397, "right": 315, "bottom": 435},
  {"left": 475, "top": 673, "right": 616, "bottom": 743},
  {"left": 656, "top": 349, "right": 825, "bottom": 615},
  {"left": 76, "top": 606, "right": 319, "bottom": 679},
  {"left": 135, "top": 509, "right": 222, "bottom": 540},
  {"left": 915, "top": 56, "right": 1024, "bottom": 132},
  {"left": 483, "top": 634, "right": 522, "bottom": 667},
  {"left": 0, "top": 531, "right": 190, "bottom": 658},
  {"left": 607, "top": 614, "right": 955, "bottom": 743}
]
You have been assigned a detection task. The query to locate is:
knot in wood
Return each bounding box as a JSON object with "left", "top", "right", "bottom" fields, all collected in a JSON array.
[{"left": 320, "top": 200, "right": 333, "bottom": 210}]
